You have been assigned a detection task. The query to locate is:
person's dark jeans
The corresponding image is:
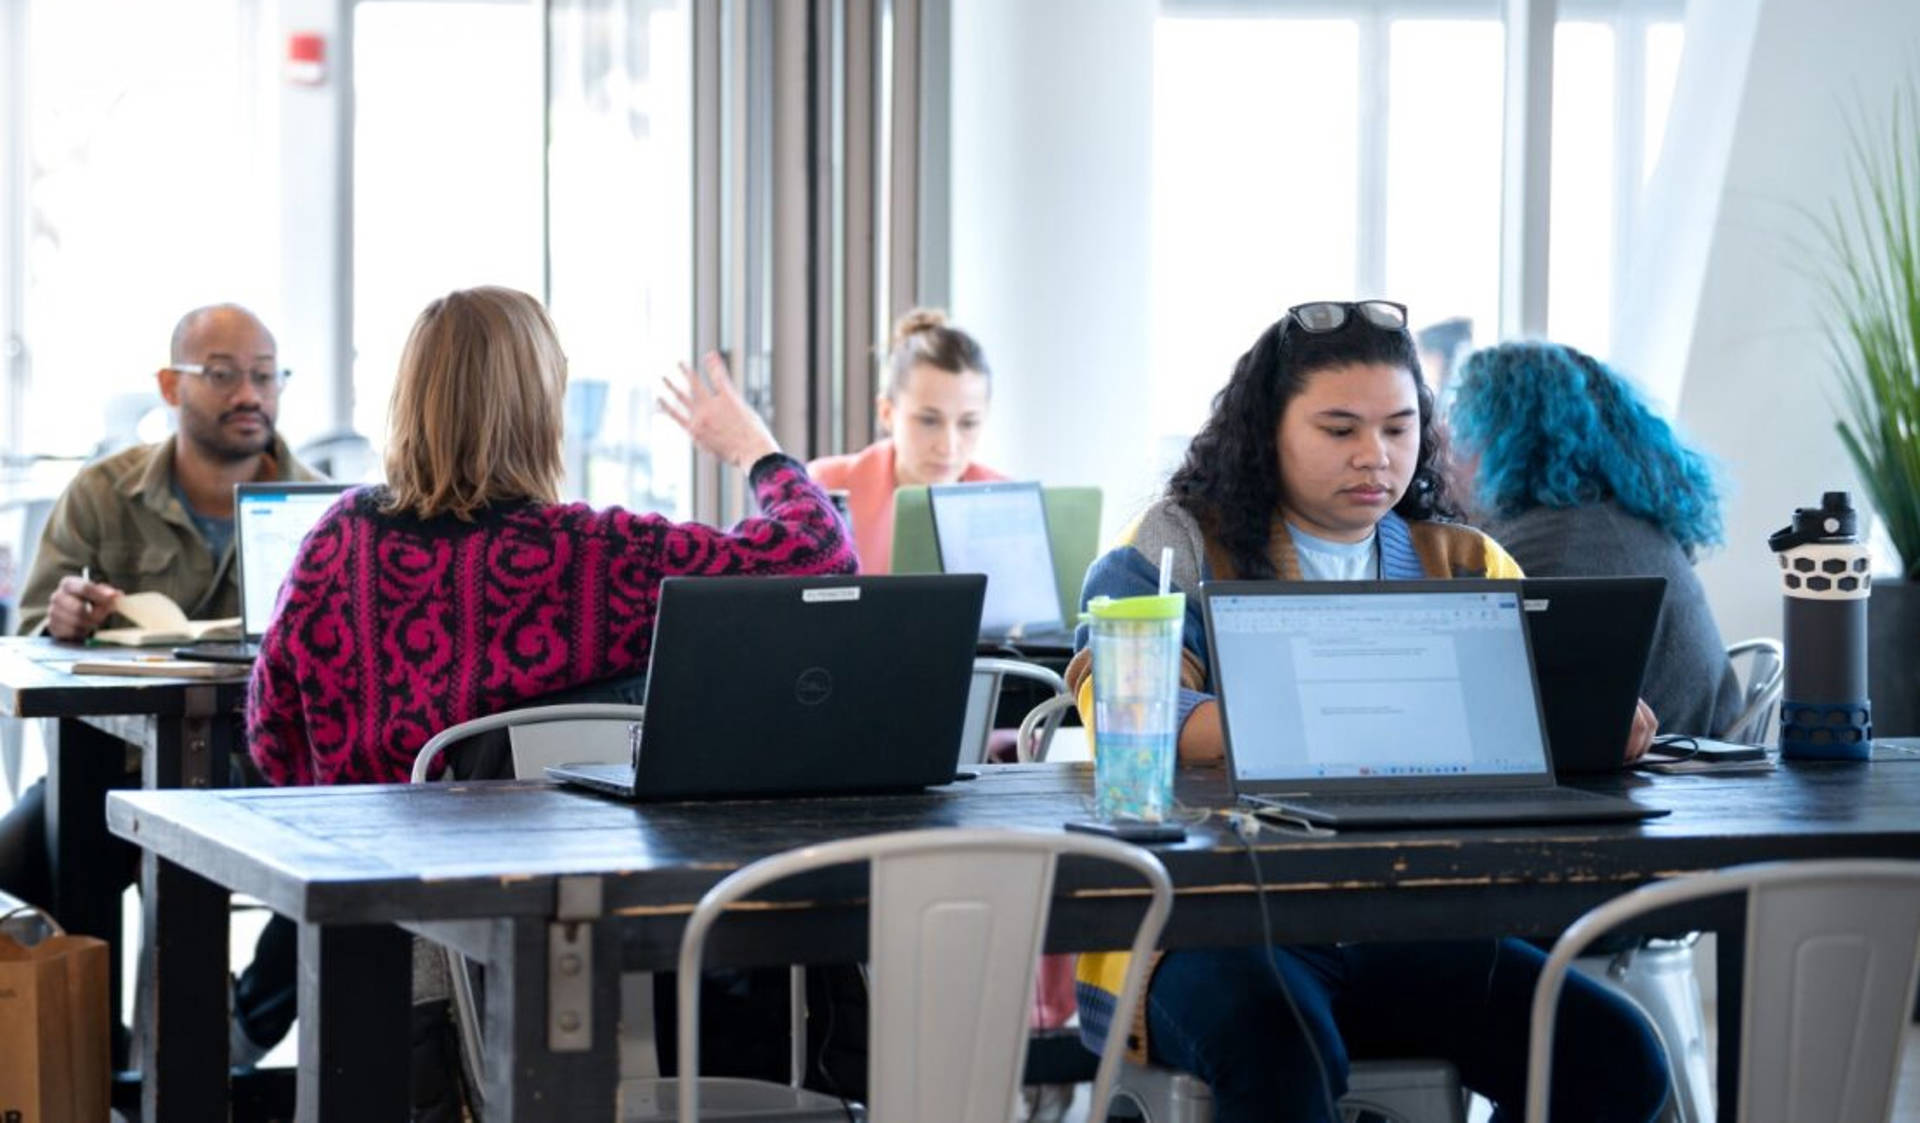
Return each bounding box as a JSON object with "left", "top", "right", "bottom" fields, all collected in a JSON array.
[
  {"left": 1146, "top": 939, "right": 1671, "bottom": 1123},
  {"left": 0, "top": 765, "right": 300, "bottom": 1059}
]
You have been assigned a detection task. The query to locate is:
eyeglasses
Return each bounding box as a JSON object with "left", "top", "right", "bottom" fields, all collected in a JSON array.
[
  {"left": 1286, "top": 300, "right": 1409, "bottom": 334},
  {"left": 171, "top": 364, "right": 292, "bottom": 395}
]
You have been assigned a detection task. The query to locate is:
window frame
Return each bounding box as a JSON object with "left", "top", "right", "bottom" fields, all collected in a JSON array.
[{"left": 1158, "top": 0, "right": 1684, "bottom": 347}]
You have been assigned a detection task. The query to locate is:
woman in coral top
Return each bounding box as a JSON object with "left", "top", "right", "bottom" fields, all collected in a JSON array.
[{"left": 808, "top": 308, "right": 1004, "bottom": 572}]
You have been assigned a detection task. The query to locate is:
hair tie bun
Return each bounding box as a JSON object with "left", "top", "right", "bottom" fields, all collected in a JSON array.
[{"left": 891, "top": 308, "right": 949, "bottom": 346}]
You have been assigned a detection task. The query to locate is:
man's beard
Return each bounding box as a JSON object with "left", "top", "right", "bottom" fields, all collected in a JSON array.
[{"left": 185, "top": 406, "right": 276, "bottom": 463}]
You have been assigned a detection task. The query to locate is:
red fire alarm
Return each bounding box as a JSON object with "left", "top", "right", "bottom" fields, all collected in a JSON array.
[{"left": 286, "top": 32, "right": 327, "bottom": 86}]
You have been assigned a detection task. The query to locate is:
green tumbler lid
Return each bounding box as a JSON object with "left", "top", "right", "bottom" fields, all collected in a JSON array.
[{"left": 1083, "top": 592, "right": 1186, "bottom": 622}]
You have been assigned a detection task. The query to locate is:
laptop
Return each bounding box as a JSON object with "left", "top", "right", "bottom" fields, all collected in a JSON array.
[
  {"left": 1520, "top": 577, "right": 1667, "bottom": 774},
  {"left": 176, "top": 482, "right": 353, "bottom": 663},
  {"left": 547, "top": 574, "right": 986, "bottom": 801},
  {"left": 927, "top": 481, "right": 1076, "bottom": 648},
  {"left": 1201, "top": 580, "right": 1668, "bottom": 829}
]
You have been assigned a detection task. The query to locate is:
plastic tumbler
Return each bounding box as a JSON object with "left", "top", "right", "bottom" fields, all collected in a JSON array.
[{"left": 1087, "top": 592, "right": 1186, "bottom": 822}]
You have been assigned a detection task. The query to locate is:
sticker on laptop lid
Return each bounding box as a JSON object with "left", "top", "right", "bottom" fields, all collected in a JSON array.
[
  {"left": 1523, "top": 598, "right": 1550, "bottom": 612},
  {"left": 802, "top": 587, "right": 861, "bottom": 603}
]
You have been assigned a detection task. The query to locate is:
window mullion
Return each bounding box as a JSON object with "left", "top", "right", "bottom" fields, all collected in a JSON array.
[
  {"left": 1609, "top": 9, "right": 1645, "bottom": 359},
  {"left": 1357, "top": 6, "right": 1390, "bottom": 297}
]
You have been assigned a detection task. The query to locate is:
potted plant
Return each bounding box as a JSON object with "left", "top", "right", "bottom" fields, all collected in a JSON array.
[{"left": 1820, "top": 80, "right": 1920, "bottom": 735}]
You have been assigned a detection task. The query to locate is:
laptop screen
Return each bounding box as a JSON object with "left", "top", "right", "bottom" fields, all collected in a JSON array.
[
  {"left": 236, "top": 485, "right": 351, "bottom": 637},
  {"left": 1209, "top": 586, "right": 1550, "bottom": 785},
  {"left": 928, "top": 482, "right": 1062, "bottom": 636}
]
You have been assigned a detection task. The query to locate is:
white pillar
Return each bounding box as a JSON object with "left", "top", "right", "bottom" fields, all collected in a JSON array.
[
  {"left": 276, "top": 0, "right": 354, "bottom": 439},
  {"left": 946, "top": 0, "right": 1157, "bottom": 542}
]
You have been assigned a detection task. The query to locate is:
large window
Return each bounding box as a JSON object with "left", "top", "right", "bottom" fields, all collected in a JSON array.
[
  {"left": 1151, "top": 2, "right": 1684, "bottom": 434},
  {"left": 350, "top": 0, "right": 692, "bottom": 516},
  {"left": 13, "top": 0, "right": 279, "bottom": 460},
  {"left": 350, "top": 1, "right": 545, "bottom": 454},
  {"left": 548, "top": 0, "right": 693, "bottom": 516}
]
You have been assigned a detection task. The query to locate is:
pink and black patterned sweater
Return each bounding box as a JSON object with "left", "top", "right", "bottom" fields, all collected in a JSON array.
[{"left": 248, "top": 455, "right": 857, "bottom": 787}]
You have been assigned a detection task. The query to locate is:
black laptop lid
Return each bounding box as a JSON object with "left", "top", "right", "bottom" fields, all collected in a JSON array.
[
  {"left": 1520, "top": 577, "right": 1666, "bottom": 774},
  {"left": 630, "top": 574, "right": 986, "bottom": 800}
]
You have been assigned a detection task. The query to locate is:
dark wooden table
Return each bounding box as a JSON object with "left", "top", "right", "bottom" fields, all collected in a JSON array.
[
  {"left": 108, "top": 754, "right": 1920, "bottom": 1122},
  {"left": 0, "top": 638, "right": 250, "bottom": 1039}
]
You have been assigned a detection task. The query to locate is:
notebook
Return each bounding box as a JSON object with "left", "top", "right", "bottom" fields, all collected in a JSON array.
[
  {"left": 173, "top": 482, "right": 352, "bottom": 663},
  {"left": 1200, "top": 580, "right": 1667, "bottom": 830},
  {"left": 547, "top": 574, "right": 986, "bottom": 801},
  {"left": 926, "top": 481, "right": 1074, "bottom": 648},
  {"left": 1520, "top": 577, "right": 1667, "bottom": 774}
]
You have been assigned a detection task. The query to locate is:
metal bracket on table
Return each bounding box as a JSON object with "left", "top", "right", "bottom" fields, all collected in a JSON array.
[
  {"left": 549, "top": 875, "right": 604, "bottom": 1052},
  {"left": 182, "top": 684, "right": 216, "bottom": 788}
]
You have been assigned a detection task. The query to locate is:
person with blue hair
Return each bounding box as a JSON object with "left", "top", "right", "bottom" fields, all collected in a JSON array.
[{"left": 1449, "top": 340, "right": 1742, "bottom": 737}]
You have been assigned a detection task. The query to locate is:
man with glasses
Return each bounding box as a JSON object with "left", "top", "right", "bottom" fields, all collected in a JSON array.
[
  {"left": 18, "top": 303, "right": 319, "bottom": 638},
  {"left": 4, "top": 303, "right": 317, "bottom": 1067}
]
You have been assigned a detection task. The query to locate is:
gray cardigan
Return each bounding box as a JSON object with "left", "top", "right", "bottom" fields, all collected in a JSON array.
[{"left": 1483, "top": 501, "right": 1744, "bottom": 737}]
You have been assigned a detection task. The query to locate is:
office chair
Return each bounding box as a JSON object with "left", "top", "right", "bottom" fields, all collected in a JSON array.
[{"left": 1528, "top": 859, "right": 1920, "bottom": 1123}]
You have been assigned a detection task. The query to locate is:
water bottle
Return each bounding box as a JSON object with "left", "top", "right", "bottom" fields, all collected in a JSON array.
[{"left": 1768, "top": 491, "right": 1872, "bottom": 760}]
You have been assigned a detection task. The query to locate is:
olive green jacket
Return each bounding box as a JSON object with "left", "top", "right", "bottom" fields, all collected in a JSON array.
[{"left": 16, "top": 437, "right": 322, "bottom": 635}]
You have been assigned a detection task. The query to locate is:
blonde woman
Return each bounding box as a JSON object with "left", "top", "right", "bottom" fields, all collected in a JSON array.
[{"left": 249, "top": 286, "right": 855, "bottom": 786}]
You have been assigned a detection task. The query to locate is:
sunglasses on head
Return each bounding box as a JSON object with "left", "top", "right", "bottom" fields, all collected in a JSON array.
[{"left": 1286, "top": 300, "right": 1409, "bottom": 334}]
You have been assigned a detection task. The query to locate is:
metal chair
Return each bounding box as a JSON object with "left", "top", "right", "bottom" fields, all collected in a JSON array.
[
  {"left": 1718, "top": 638, "right": 1785, "bottom": 745},
  {"left": 675, "top": 827, "right": 1174, "bottom": 1123},
  {"left": 414, "top": 696, "right": 857, "bottom": 1121},
  {"left": 1, "top": 495, "right": 55, "bottom": 798},
  {"left": 960, "top": 658, "right": 1072, "bottom": 765},
  {"left": 1527, "top": 859, "right": 1920, "bottom": 1123},
  {"left": 1110, "top": 1057, "right": 1468, "bottom": 1123},
  {"left": 1551, "top": 638, "right": 1791, "bottom": 1123}
]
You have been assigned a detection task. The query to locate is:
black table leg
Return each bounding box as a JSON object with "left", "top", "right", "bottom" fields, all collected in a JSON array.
[
  {"left": 483, "top": 916, "right": 620, "bottom": 1121},
  {"left": 140, "top": 853, "right": 231, "bottom": 1122},
  {"left": 47, "top": 716, "right": 134, "bottom": 1038},
  {"left": 296, "top": 920, "right": 411, "bottom": 1120}
]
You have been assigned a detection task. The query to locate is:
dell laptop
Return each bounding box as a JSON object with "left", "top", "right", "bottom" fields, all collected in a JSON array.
[
  {"left": 1201, "top": 580, "right": 1667, "bottom": 829},
  {"left": 927, "top": 481, "right": 1075, "bottom": 648},
  {"left": 547, "top": 574, "right": 986, "bottom": 801},
  {"left": 176, "top": 481, "right": 353, "bottom": 663},
  {"left": 1520, "top": 577, "right": 1667, "bottom": 774}
]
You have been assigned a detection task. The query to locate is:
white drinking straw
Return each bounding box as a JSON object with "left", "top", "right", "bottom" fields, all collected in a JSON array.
[{"left": 1158, "top": 546, "right": 1174, "bottom": 596}]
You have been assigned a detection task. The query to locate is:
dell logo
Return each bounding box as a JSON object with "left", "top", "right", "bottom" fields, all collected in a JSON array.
[{"left": 795, "top": 667, "right": 834, "bottom": 706}]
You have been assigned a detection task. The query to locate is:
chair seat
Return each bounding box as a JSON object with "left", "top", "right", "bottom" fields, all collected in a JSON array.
[{"left": 618, "top": 1077, "right": 857, "bottom": 1121}]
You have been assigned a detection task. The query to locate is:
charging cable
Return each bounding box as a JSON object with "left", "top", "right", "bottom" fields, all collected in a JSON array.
[{"left": 1217, "top": 808, "right": 1342, "bottom": 1123}]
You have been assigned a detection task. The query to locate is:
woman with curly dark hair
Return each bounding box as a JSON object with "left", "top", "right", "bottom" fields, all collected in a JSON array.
[{"left": 1065, "top": 302, "right": 1670, "bottom": 1123}]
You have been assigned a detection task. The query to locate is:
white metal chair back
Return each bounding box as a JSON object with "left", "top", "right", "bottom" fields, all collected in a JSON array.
[
  {"left": 958, "top": 658, "right": 1070, "bottom": 765},
  {"left": 1527, "top": 859, "right": 1920, "bottom": 1123},
  {"left": 1718, "top": 638, "right": 1785, "bottom": 745},
  {"left": 409, "top": 703, "right": 644, "bottom": 1112},
  {"left": 677, "top": 827, "right": 1173, "bottom": 1123},
  {"left": 409, "top": 702, "right": 645, "bottom": 784}
]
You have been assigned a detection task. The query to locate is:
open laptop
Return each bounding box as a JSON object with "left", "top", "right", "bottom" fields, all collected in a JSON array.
[
  {"left": 1521, "top": 577, "right": 1667, "bottom": 774},
  {"left": 1201, "top": 580, "right": 1667, "bottom": 829},
  {"left": 547, "top": 573, "right": 986, "bottom": 801},
  {"left": 927, "top": 481, "right": 1075, "bottom": 648},
  {"left": 176, "top": 482, "right": 352, "bottom": 663}
]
